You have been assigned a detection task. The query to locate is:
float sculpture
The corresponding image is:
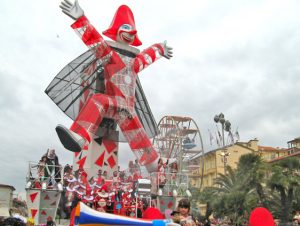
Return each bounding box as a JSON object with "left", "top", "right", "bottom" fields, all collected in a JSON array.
[
  {"left": 74, "top": 202, "right": 179, "bottom": 226},
  {"left": 46, "top": 0, "right": 172, "bottom": 172}
]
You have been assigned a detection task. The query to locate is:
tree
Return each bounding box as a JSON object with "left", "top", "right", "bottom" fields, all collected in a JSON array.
[
  {"left": 211, "top": 166, "right": 256, "bottom": 224},
  {"left": 197, "top": 187, "right": 215, "bottom": 220},
  {"left": 236, "top": 153, "right": 269, "bottom": 207},
  {"left": 201, "top": 154, "right": 269, "bottom": 224},
  {"left": 268, "top": 158, "right": 300, "bottom": 223}
]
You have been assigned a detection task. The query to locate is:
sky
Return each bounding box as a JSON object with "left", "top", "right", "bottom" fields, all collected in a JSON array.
[{"left": 1, "top": 0, "right": 300, "bottom": 195}]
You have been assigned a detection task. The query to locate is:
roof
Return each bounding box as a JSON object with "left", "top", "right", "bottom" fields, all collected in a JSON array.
[
  {"left": 212, "top": 141, "right": 257, "bottom": 153},
  {"left": 258, "top": 146, "right": 287, "bottom": 152},
  {"left": 267, "top": 150, "right": 300, "bottom": 163},
  {"left": 235, "top": 142, "right": 256, "bottom": 152},
  {"left": 0, "top": 184, "right": 15, "bottom": 191},
  {"left": 287, "top": 137, "right": 300, "bottom": 143}
]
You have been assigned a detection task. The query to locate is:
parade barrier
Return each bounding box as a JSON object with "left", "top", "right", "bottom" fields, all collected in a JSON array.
[{"left": 74, "top": 202, "right": 179, "bottom": 226}]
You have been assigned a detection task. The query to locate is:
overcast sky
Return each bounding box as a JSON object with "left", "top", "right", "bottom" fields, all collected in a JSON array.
[{"left": 1, "top": 0, "right": 300, "bottom": 194}]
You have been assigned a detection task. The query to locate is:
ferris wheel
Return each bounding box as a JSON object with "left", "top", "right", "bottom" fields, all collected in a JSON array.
[{"left": 153, "top": 116, "right": 204, "bottom": 184}]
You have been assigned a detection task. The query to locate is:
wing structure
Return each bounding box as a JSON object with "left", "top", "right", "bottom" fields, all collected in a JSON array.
[
  {"left": 45, "top": 50, "right": 101, "bottom": 120},
  {"left": 45, "top": 47, "right": 158, "bottom": 142}
]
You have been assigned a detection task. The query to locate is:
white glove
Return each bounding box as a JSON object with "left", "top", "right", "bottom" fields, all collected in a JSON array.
[
  {"left": 162, "top": 41, "right": 173, "bottom": 59},
  {"left": 59, "top": 0, "right": 84, "bottom": 20}
]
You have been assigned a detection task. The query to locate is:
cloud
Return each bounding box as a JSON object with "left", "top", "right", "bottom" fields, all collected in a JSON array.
[{"left": 1, "top": 0, "right": 300, "bottom": 193}]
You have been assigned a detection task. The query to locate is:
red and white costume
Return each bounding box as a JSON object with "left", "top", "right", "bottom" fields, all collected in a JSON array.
[
  {"left": 157, "top": 159, "right": 168, "bottom": 186},
  {"left": 68, "top": 5, "right": 166, "bottom": 171}
]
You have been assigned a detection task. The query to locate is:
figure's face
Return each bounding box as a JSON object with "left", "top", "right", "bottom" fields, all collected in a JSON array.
[
  {"left": 178, "top": 206, "right": 189, "bottom": 216},
  {"left": 117, "top": 24, "right": 136, "bottom": 45}
]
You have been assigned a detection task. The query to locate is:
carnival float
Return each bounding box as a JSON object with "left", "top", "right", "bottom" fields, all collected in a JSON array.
[{"left": 25, "top": 0, "right": 204, "bottom": 225}]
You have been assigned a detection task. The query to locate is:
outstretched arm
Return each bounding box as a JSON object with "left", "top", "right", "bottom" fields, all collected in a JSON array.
[
  {"left": 60, "top": 0, "right": 113, "bottom": 61},
  {"left": 162, "top": 41, "right": 173, "bottom": 59},
  {"left": 133, "top": 41, "right": 173, "bottom": 73},
  {"left": 60, "top": 0, "right": 84, "bottom": 20}
]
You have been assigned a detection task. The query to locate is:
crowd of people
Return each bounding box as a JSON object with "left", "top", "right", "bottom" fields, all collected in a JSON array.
[
  {"left": 25, "top": 148, "right": 197, "bottom": 224},
  {"left": 62, "top": 160, "right": 149, "bottom": 219}
]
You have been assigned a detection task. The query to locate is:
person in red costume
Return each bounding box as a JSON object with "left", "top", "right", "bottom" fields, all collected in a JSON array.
[{"left": 57, "top": 0, "right": 173, "bottom": 173}]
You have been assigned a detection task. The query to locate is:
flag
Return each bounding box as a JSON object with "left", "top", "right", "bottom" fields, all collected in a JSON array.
[
  {"left": 235, "top": 128, "right": 240, "bottom": 141},
  {"left": 228, "top": 131, "right": 234, "bottom": 144},
  {"left": 215, "top": 131, "right": 220, "bottom": 147},
  {"left": 208, "top": 129, "right": 214, "bottom": 145}
]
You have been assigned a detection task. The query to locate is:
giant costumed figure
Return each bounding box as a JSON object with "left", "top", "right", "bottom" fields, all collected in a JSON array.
[{"left": 48, "top": 0, "right": 173, "bottom": 172}]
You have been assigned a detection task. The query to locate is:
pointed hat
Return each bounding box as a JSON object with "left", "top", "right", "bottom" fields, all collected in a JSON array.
[{"left": 103, "top": 5, "right": 142, "bottom": 46}]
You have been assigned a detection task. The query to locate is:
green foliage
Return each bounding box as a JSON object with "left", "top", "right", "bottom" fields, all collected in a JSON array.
[
  {"left": 197, "top": 153, "right": 300, "bottom": 224},
  {"left": 267, "top": 158, "right": 300, "bottom": 223}
]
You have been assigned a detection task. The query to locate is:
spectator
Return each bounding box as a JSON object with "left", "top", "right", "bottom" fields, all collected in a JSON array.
[
  {"left": 3, "top": 217, "right": 26, "bottom": 226},
  {"left": 128, "top": 161, "right": 135, "bottom": 175},
  {"left": 46, "top": 216, "right": 56, "bottom": 226},
  {"left": 102, "top": 170, "right": 108, "bottom": 180},
  {"left": 38, "top": 156, "right": 47, "bottom": 181},
  {"left": 170, "top": 210, "right": 181, "bottom": 224},
  {"left": 44, "top": 149, "right": 60, "bottom": 186},
  {"left": 294, "top": 211, "right": 300, "bottom": 224},
  {"left": 133, "top": 159, "right": 141, "bottom": 174},
  {"left": 170, "top": 162, "right": 178, "bottom": 179},
  {"left": 157, "top": 158, "right": 168, "bottom": 188},
  {"left": 93, "top": 169, "right": 104, "bottom": 187},
  {"left": 177, "top": 199, "right": 196, "bottom": 226}
]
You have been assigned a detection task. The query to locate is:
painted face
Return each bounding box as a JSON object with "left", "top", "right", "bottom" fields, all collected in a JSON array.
[{"left": 117, "top": 24, "right": 136, "bottom": 45}]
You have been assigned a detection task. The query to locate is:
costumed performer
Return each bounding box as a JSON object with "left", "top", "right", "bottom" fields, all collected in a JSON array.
[{"left": 56, "top": 0, "right": 173, "bottom": 172}]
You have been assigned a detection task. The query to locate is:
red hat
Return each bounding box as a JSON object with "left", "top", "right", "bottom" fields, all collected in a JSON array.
[
  {"left": 100, "top": 184, "right": 108, "bottom": 192},
  {"left": 103, "top": 5, "right": 142, "bottom": 46},
  {"left": 81, "top": 171, "right": 87, "bottom": 178},
  {"left": 143, "top": 207, "right": 165, "bottom": 220},
  {"left": 249, "top": 207, "right": 275, "bottom": 226}
]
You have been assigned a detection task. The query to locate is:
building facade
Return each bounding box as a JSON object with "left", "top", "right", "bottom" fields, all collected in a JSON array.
[{"left": 189, "top": 138, "right": 288, "bottom": 189}]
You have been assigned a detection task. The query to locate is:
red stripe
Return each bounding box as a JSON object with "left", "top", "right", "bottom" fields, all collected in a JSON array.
[{"left": 71, "top": 15, "right": 88, "bottom": 29}]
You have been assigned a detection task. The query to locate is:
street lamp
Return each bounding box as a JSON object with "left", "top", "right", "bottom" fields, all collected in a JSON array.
[
  {"left": 220, "top": 150, "right": 230, "bottom": 175},
  {"left": 214, "top": 113, "right": 231, "bottom": 147},
  {"left": 214, "top": 113, "right": 231, "bottom": 175}
]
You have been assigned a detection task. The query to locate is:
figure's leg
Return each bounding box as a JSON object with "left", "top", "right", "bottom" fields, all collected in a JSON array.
[
  {"left": 118, "top": 114, "right": 159, "bottom": 172},
  {"left": 56, "top": 94, "right": 113, "bottom": 152}
]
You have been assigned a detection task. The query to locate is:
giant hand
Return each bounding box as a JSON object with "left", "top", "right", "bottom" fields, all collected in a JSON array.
[
  {"left": 60, "top": 0, "right": 84, "bottom": 20},
  {"left": 162, "top": 41, "right": 173, "bottom": 59}
]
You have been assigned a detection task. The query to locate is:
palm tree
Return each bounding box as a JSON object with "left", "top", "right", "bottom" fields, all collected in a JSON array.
[
  {"left": 236, "top": 153, "right": 269, "bottom": 207},
  {"left": 211, "top": 166, "right": 257, "bottom": 224},
  {"left": 208, "top": 154, "right": 268, "bottom": 224},
  {"left": 268, "top": 158, "right": 300, "bottom": 223}
]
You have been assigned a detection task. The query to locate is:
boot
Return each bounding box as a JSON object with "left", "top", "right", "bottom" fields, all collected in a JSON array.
[{"left": 55, "top": 124, "right": 86, "bottom": 152}]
